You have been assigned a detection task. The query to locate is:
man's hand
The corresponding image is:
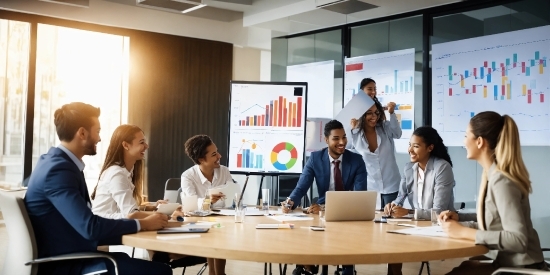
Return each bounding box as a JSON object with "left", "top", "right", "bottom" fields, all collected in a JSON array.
[
  {"left": 139, "top": 212, "right": 168, "bottom": 231},
  {"left": 306, "top": 204, "right": 321, "bottom": 214},
  {"left": 281, "top": 198, "right": 294, "bottom": 214}
]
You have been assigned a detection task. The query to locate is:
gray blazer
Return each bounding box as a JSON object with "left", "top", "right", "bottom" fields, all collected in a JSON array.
[
  {"left": 393, "top": 156, "right": 455, "bottom": 219},
  {"left": 459, "top": 164, "right": 544, "bottom": 267}
]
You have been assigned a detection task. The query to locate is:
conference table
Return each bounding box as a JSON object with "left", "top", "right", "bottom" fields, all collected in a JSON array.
[{"left": 121, "top": 211, "right": 489, "bottom": 269}]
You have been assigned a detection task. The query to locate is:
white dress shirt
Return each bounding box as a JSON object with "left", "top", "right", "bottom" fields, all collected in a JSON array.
[
  {"left": 417, "top": 167, "right": 426, "bottom": 209},
  {"left": 328, "top": 151, "right": 343, "bottom": 192},
  {"left": 92, "top": 165, "right": 139, "bottom": 219},
  {"left": 181, "top": 165, "right": 234, "bottom": 207}
]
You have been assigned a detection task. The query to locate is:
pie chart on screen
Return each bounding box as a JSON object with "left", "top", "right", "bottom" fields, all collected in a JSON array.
[{"left": 270, "top": 142, "right": 298, "bottom": 171}]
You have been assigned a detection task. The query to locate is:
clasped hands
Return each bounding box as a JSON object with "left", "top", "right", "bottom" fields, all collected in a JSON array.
[{"left": 383, "top": 203, "right": 409, "bottom": 217}]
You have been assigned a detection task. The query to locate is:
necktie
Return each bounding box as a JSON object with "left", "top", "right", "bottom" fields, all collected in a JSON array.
[{"left": 333, "top": 160, "right": 344, "bottom": 191}]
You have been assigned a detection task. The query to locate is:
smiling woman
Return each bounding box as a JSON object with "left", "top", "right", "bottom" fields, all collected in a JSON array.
[{"left": 32, "top": 24, "right": 130, "bottom": 191}]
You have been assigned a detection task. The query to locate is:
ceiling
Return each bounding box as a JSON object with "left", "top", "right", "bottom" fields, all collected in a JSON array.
[{"left": 102, "top": 0, "right": 463, "bottom": 36}]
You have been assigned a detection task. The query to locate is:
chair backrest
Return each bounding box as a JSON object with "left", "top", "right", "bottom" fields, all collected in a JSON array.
[
  {"left": 0, "top": 191, "right": 37, "bottom": 275},
  {"left": 164, "top": 178, "right": 181, "bottom": 203}
]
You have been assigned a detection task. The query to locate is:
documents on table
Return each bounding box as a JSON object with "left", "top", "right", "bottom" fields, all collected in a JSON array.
[
  {"left": 387, "top": 226, "right": 448, "bottom": 237},
  {"left": 216, "top": 208, "right": 273, "bottom": 216},
  {"left": 256, "top": 224, "right": 294, "bottom": 229},
  {"left": 266, "top": 214, "right": 314, "bottom": 222}
]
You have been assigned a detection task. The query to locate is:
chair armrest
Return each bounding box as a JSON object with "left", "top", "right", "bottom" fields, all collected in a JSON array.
[
  {"left": 492, "top": 267, "right": 550, "bottom": 275},
  {"left": 25, "top": 252, "right": 118, "bottom": 275}
]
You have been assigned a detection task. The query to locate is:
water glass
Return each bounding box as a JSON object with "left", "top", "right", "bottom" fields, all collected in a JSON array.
[
  {"left": 318, "top": 208, "right": 326, "bottom": 227},
  {"left": 431, "top": 208, "right": 441, "bottom": 226},
  {"left": 235, "top": 205, "right": 246, "bottom": 223},
  {"left": 261, "top": 189, "right": 270, "bottom": 212}
]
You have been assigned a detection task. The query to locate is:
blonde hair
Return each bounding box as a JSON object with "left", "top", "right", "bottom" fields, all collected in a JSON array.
[
  {"left": 470, "top": 112, "right": 531, "bottom": 196},
  {"left": 91, "top": 124, "right": 145, "bottom": 205}
]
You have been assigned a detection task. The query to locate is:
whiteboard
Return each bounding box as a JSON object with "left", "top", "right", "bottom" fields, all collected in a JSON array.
[
  {"left": 227, "top": 81, "right": 308, "bottom": 174},
  {"left": 287, "top": 60, "right": 334, "bottom": 119},
  {"left": 344, "top": 49, "right": 416, "bottom": 153},
  {"left": 432, "top": 26, "right": 550, "bottom": 146}
]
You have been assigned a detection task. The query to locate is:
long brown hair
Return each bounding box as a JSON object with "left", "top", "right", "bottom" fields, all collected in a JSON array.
[
  {"left": 91, "top": 124, "right": 145, "bottom": 205},
  {"left": 470, "top": 111, "right": 531, "bottom": 195}
]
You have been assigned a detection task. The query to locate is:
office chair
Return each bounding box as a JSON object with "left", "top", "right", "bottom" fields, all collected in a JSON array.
[
  {"left": 152, "top": 252, "right": 208, "bottom": 275},
  {"left": 0, "top": 191, "right": 119, "bottom": 275},
  {"left": 164, "top": 178, "right": 181, "bottom": 203}
]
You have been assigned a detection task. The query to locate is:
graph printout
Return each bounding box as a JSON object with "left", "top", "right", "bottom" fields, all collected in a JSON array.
[
  {"left": 432, "top": 26, "right": 550, "bottom": 146},
  {"left": 344, "top": 48, "right": 416, "bottom": 153},
  {"left": 287, "top": 60, "right": 334, "bottom": 119},
  {"left": 228, "top": 82, "right": 307, "bottom": 174}
]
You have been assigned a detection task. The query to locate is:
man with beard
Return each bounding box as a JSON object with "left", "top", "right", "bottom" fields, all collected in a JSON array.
[
  {"left": 281, "top": 120, "right": 366, "bottom": 275},
  {"left": 24, "top": 102, "right": 171, "bottom": 275}
]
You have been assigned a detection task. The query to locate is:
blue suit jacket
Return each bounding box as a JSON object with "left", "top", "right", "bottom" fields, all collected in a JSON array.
[
  {"left": 24, "top": 147, "right": 138, "bottom": 274},
  {"left": 289, "top": 148, "right": 367, "bottom": 205}
]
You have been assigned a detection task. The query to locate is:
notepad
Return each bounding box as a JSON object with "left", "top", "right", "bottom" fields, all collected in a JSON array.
[
  {"left": 157, "top": 227, "right": 209, "bottom": 234},
  {"left": 256, "top": 224, "right": 294, "bottom": 229}
]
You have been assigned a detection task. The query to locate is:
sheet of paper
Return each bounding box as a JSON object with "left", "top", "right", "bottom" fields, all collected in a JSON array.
[
  {"left": 156, "top": 234, "right": 201, "bottom": 240},
  {"left": 216, "top": 208, "right": 272, "bottom": 216},
  {"left": 266, "top": 214, "right": 314, "bottom": 222},
  {"left": 334, "top": 91, "right": 375, "bottom": 148},
  {"left": 387, "top": 226, "right": 448, "bottom": 238}
]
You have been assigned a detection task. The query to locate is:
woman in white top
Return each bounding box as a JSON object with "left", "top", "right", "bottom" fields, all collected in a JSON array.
[
  {"left": 350, "top": 78, "right": 402, "bottom": 209},
  {"left": 91, "top": 124, "right": 153, "bottom": 219},
  {"left": 181, "top": 134, "right": 234, "bottom": 275}
]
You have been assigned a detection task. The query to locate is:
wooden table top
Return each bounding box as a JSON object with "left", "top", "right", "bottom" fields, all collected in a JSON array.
[{"left": 122, "top": 214, "right": 488, "bottom": 265}]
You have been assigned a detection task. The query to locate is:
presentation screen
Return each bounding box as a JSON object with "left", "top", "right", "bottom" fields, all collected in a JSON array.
[
  {"left": 344, "top": 48, "right": 416, "bottom": 152},
  {"left": 432, "top": 25, "right": 550, "bottom": 146},
  {"left": 227, "top": 81, "right": 308, "bottom": 174},
  {"left": 287, "top": 60, "right": 334, "bottom": 119}
]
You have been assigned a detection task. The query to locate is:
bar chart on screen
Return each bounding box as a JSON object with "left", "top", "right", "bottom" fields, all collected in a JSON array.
[
  {"left": 432, "top": 25, "right": 550, "bottom": 146},
  {"left": 228, "top": 82, "right": 307, "bottom": 174}
]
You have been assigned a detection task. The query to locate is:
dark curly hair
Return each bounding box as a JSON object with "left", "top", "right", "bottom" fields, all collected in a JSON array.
[
  {"left": 184, "top": 135, "right": 213, "bottom": 165},
  {"left": 412, "top": 126, "right": 453, "bottom": 167}
]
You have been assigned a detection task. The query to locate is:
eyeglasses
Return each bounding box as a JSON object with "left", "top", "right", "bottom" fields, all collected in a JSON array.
[{"left": 366, "top": 111, "right": 381, "bottom": 117}]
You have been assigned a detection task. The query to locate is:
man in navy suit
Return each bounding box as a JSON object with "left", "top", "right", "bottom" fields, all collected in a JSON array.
[
  {"left": 24, "top": 102, "right": 172, "bottom": 275},
  {"left": 282, "top": 120, "right": 366, "bottom": 275}
]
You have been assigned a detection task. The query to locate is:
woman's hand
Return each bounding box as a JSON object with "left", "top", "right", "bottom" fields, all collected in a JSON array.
[
  {"left": 383, "top": 203, "right": 395, "bottom": 216},
  {"left": 439, "top": 210, "right": 459, "bottom": 222},
  {"left": 390, "top": 205, "right": 409, "bottom": 218},
  {"left": 156, "top": 200, "right": 168, "bottom": 205},
  {"left": 387, "top": 102, "right": 397, "bottom": 114},
  {"left": 209, "top": 192, "right": 225, "bottom": 204},
  {"left": 171, "top": 206, "right": 184, "bottom": 221},
  {"left": 350, "top": 118, "right": 359, "bottom": 129},
  {"left": 441, "top": 219, "right": 476, "bottom": 240}
]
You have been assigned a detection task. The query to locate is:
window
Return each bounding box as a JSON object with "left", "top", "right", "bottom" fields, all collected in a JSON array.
[
  {"left": 33, "top": 24, "right": 129, "bottom": 192},
  {"left": 0, "top": 19, "right": 30, "bottom": 190}
]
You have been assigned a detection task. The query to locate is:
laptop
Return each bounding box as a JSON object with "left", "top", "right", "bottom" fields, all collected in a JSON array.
[{"left": 324, "top": 191, "right": 377, "bottom": 221}]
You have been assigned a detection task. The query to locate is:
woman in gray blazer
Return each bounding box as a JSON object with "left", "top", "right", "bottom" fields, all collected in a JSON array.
[
  {"left": 384, "top": 126, "right": 455, "bottom": 219},
  {"left": 441, "top": 111, "right": 547, "bottom": 274}
]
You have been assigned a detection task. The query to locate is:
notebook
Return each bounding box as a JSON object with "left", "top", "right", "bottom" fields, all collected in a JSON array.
[{"left": 324, "top": 191, "right": 377, "bottom": 221}]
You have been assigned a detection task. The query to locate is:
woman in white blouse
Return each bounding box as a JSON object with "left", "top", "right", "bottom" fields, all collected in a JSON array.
[
  {"left": 91, "top": 124, "right": 153, "bottom": 219},
  {"left": 350, "top": 78, "right": 402, "bottom": 209}
]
